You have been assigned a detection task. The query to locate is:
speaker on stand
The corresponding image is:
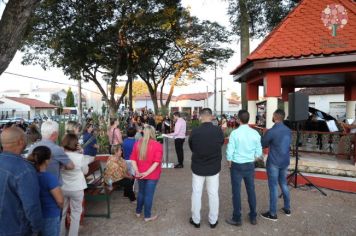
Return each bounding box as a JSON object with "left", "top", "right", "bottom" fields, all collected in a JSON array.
[{"left": 285, "top": 93, "right": 327, "bottom": 196}]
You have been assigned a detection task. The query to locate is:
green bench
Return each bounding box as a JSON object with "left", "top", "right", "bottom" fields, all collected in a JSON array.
[{"left": 84, "top": 160, "right": 117, "bottom": 218}]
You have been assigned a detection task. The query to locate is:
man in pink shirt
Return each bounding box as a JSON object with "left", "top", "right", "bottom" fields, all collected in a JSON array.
[{"left": 168, "top": 112, "right": 187, "bottom": 168}]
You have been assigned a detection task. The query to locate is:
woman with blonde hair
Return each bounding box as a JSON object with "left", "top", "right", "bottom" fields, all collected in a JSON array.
[{"left": 131, "top": 125, "right": 163, "bottom": 222}]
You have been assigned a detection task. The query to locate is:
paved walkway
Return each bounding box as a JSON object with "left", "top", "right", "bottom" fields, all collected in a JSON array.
[{"left": 80, "top": 142, "right": 356, "bottom": 236}]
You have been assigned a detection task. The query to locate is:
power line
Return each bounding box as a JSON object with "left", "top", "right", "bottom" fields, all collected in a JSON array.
[{"left": 3, "top": 71, "right": 102, "bottom": 95}]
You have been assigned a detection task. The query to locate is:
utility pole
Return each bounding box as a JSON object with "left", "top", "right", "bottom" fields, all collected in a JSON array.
[
  {"left": 220, "top": 77, "right": 225, "bottom": 115},
  {"left": 206, "top": 86, "right": 209, "bottom": 107},
  {"left": 78, "top": 79, "right": 83, "bottom": 123},
  {"left": 214, "top": 63, "right": 217, "bottom": 115}
]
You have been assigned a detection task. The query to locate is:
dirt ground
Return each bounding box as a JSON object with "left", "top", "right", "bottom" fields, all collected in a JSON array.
[{"left": 80, "top": 142, "right": 356, "bottom": 236}]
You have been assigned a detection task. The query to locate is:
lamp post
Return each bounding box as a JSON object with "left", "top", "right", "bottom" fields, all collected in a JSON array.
[{"left": 214, "top": 63, "right": 217, "bottom": 114}]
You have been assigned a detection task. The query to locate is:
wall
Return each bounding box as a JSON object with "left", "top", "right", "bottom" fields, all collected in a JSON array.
[
  {"left": 0, "top": 98, "right": 31, "bottom": 119},
  {"left": 308, "top": 94, "right": 345, "bottom": 117}
]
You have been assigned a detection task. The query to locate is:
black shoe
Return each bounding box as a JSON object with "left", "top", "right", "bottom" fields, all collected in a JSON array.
[
  {"left": 250, "top": 218, "right": 257, "bottom": 225},
  {"left": 189, "top": 218, "right": 200, "bottom": 228},
  {"left": 210, "top": 220, "right": 218, "bottom": 229},
  {"left": 174, "top": 164, "right": 183, "bottom": 168},
  {"left": 261, "top": 212, "right": 278, "bottom": 222},
  {"left": 225, "top": 218, "right": 242, "bottom": 226},
  {"left": 282, "top": 208, "right": 291, "bottom": 216}
]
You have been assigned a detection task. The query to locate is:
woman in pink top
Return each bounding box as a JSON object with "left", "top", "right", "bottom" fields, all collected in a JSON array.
[
  {"left": 131, "top": 125, "right": 163, "bottom": 222},
  {"left": 107, "top": 118, "right": 123, "bottom": 154}
]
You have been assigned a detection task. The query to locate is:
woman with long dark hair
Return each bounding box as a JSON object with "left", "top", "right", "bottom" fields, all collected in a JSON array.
[
  {"left": 28, "top": 146, "right": 63, "bottom": 236},
  {"left": 82, "top": 123, "right": 99, "bottom": 157}
]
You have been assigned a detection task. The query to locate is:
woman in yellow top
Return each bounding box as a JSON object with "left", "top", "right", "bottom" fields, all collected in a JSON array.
[{"left": 104, "top": 145, "right": 136, "bottom": 202}]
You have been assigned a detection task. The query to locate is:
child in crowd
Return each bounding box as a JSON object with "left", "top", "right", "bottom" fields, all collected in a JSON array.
[{"left": 28, "top": 146, "right": 63, "bottom": 236}]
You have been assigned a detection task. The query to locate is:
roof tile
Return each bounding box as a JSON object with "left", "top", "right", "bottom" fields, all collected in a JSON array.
[
  {"left": 6, "top": 97, "right": 57, "bottom": 109},
  {"left": 244, "top": 0, "right": 356, "bottom": 62}
]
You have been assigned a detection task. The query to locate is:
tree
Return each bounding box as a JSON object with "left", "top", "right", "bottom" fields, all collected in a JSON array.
[
  {"left": 227, "top": 0, "right": 298, "bottom": 109},
  {"left": 22, "top": 0, "right": 232, "bottom": 115},
  {"left": 115, "top": 81, "right": 148, "bottom": 98},
  {"left": 130, "top": 8, "right": 233, "bottom": 113},
  {"left": 21, "top": 0, "right": 136, "bottom": 117},
  {"left": 65, "top": 88, "right": 75, "bottom": 107},
  {"left": 0, "top": 0, "right": 40, "bottom": 76},
  {"left": 49, "top": 93, "right": 61, "bottom": 106}
]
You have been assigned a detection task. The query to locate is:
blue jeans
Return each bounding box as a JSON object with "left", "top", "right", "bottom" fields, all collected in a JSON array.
[
  {"left": 41, "top": 216, "right": 60, "bottom": 236},
  {"left": 230, "top": 162, "right": 257, "bottom": 221},
  {"left": 136, "top": 179, "right": 158, "bottom": 218},
  {"left": 266, "top": 162, "right": 290, "bottom": 216}
]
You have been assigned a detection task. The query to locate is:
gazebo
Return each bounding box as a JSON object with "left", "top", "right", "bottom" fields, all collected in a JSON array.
[{"left": 231, "top": 0, "right": 356, "bottom": 128}]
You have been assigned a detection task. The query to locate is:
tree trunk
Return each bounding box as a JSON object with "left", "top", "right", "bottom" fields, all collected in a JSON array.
[
  {"left": 78, "top": 79, "right": 83, "bottom": 122},
  {"left": 0, "top": 0, "right": 40, "bottom": 75},
  {"left": 128, "top": 73, "right": 133, "bottom": 111},
  {"left": 145, "top": 81, "right": 159, "bottom": 114},
  {"left": 239, "top": 0, "right": 250, "bottom": 110},
  {"left": 109, "top": 101, "right": 119, "bottom": 118}
]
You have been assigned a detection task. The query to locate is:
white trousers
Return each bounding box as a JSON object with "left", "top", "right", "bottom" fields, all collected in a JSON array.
[
  {"left": 191, "top": 173, "right": 219, "bottom": 224},
  {"left": 60, "top": 190, "right": 84, "bottom": 236}
]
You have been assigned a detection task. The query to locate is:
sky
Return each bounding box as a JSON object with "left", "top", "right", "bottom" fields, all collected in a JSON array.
[{"left": 0, "top": 0, "right": 262, "bottom": 97}]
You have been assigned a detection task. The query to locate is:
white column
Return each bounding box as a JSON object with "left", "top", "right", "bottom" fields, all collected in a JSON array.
[
  {"left": 346, "top": 101, "right": 356, "bottom": 120},
  {"left": 248, "top": 100, "right": 257, "bottom": 124},
  {"left": 284, "top": 101, "right": 289, "bottom": 118},
  {"left": 266, "top": 97, "right": 278, "bottom": 129}
]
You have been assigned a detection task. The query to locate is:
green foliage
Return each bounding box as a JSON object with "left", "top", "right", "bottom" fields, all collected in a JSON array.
[
  {"left": 101, "top": 104, "right": 107, "bottom": 116},
  {"left": 227, "top": 0, "right": 298, "bottom": 38},
  {"left": 65, "top": 88, "right": 75, "bottom": 107},
  {"left": 58, "top": 101, "right": 63, "bottom": 115},
  {"left": 21, "top": 0, "right": 233, "bottom": 114}
]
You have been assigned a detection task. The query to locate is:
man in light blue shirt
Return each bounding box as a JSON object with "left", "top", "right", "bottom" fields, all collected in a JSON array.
[{"left": 226, "top": 110, "right": 262, "bottom": 226}]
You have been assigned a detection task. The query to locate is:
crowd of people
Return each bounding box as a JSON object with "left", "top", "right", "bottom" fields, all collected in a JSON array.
[{"left": 0, "top": 106, "right": 293, "bottom": 235}]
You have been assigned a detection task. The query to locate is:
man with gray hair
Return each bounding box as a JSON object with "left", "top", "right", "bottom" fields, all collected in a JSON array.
[{"left": 28, "top": 120, "right": 74, "bottom": 185}]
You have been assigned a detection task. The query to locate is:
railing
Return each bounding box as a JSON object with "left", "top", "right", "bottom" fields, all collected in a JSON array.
[
  {"left": 251, "top": 125, "right": 356, "bottom": 164},
  {"left": 292, "top": 131, "right": 356, "bottom": 163}
]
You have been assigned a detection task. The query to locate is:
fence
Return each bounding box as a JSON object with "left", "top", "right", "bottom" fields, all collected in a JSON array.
[{"left": 292, "top": 131, "right": 356, "bottom": 163}]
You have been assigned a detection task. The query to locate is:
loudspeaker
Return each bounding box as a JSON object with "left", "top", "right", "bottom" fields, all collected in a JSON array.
[{"left": 288, "top": 93, "right": 309, "bottom": 122}]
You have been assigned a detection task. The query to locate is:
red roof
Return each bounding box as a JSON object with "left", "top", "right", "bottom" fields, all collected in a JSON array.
[
  {"left": 176, "top": 92, "right": 213, "bottom": 101},
  {"left": 6, "top": 97, "right": 58, "bottom": 109},
  {"left": 231, "top": 0, "right": 356, "bottom": 74}
]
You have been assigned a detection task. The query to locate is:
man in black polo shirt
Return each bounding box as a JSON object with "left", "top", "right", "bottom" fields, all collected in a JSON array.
[{"left": 188, "top": 108, "right": 224, "bottom": 229}]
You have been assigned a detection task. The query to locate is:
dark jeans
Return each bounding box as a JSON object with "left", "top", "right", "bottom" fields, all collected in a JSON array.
[
  {"left": 266, "top": 162, "right": 290, "bottom": 216},
  {"left": 174, "top": 138, "right": 185, "bottom": 165},
  {"left": 136, "top": 179, "right": 158, "bottom": 218},
  {"left": 117, "top": 178, "right": 136, "bottom": 201},
  {"left": 230, "top": 162, "right": 257, "bottom": 221}
]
